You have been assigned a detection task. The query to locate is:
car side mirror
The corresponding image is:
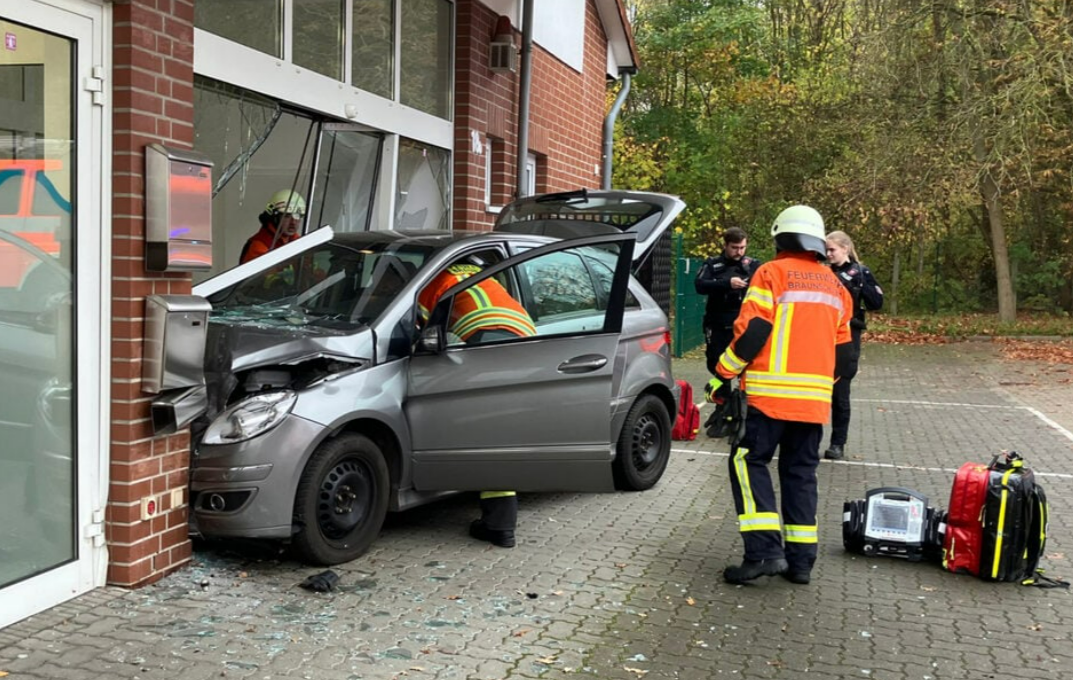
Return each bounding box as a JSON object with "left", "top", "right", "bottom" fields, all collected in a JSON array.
[{"left": 416, "top": 324, "right": 447, "bottom": 354}]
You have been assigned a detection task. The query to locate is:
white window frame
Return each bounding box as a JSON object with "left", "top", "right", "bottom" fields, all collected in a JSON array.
[
  {"left": 0, "top": 0, "right": 111, "bottom": 629},
  {"left": 525, "top": 152, "right": 537, "bottom": 197},
  {"left": 484, "top": 135, "right": 499, "bottom": 212}
]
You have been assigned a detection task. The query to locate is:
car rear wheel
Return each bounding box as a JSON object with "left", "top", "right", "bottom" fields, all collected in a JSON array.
[
  {"left": 613, "top": 394, "right": 671, "bottom": 491},
  {"left": 292, "top": 433, "right": 389, "bottom": 565}
]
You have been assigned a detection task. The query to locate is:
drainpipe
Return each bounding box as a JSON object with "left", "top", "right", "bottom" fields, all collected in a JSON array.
[
  {"left": 515, "top": 0, "right": 535, "bottom": 197},
  {"left": 602, "top": 70, "right": 632, "bottom": 190}
]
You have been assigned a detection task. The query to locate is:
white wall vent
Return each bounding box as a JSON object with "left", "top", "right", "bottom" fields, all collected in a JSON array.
[{"left": 490, "top": 41, "right": 516, "bottom": 73}]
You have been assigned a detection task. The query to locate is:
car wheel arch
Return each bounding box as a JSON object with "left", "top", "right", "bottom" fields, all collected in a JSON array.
[{"left": 332, "top": 417, "right": 405, "bottom": 491}]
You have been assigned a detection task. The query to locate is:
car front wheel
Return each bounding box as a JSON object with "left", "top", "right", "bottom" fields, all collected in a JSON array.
[
  {"left": 292, "top": 433, "right": 390, "bottom": 565},
  {"left": 613, "top": 394, "right": 671, "bottom": 491}
]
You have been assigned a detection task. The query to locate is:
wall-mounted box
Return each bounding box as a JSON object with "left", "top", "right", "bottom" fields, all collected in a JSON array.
[
  {"left": 142, "top": 294, "right": 212, "bottom": 395},
  {"left": 145, "top": 144, "right": 214, "bottom": 272}
]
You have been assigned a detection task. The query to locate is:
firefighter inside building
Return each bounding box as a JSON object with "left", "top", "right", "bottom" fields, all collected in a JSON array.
[
  {"left": 694, "top": 226, "right": 762, "bottom": 437},
  {"left": 417, "top": 259, "right": 538, "bottom": 548},
  {"left": 239, "top": 189, "right": 306, "bottom": 264},
  {"left": 709, "top": 205, "right": 854, "bottom": 586}
]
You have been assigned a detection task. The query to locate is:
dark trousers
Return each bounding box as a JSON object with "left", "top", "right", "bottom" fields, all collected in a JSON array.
[
  {"left": 727, "top": 408, "right": 822, "bottom": 571},
  {"left": 830, "top": 377, "right": 852, "bottom": 446},
  {"left": 830, "top": 331, "right": 862, "bottom": 446},
  {"left": 479, "top": 492, "right": 517, "bottom": 531},
  {"left": 704, "top": 324, "right": 735, "bottom": 376}
]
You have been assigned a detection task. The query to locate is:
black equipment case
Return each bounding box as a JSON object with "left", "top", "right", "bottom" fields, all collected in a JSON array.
[{"left": 843, "top": 487, "right": 944, "bottom": 561}]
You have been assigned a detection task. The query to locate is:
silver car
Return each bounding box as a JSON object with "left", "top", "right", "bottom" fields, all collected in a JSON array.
[{"left": 173, "top": 190, "right": 684, "bottom": 565}]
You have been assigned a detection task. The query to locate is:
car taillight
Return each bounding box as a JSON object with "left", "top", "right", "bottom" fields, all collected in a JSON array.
[{"left": 641, "top": 330, "right": 670, "bottom": 354}]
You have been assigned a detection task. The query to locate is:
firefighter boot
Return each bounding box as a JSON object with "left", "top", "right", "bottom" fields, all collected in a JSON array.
[
  {"left": 824, "top": 444, "right": 844, "bottom": 461},
  {"left": 782, "top": 569, "right": 811, "bottom": 585},
  {"left": 470, "top": 493, "right": 517, "bottom": 548},
  {"left": 722, "top": 558, "right": 788, "bottom": 584}
]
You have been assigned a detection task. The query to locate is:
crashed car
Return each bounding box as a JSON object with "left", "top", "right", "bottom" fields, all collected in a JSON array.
[{"left": 160, "top": 190, "right": 684, "bottom": 565}]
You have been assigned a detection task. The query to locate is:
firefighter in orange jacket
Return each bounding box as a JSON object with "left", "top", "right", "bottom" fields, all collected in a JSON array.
[
  {"left": 418, "top": 263, "right": 537, "bottom": 548},
  {"left": 239, "top": 189, "right": 305, "bottom": 264},
  {"left": 712, "top": 205, "right": 854, "bottom": 585}
]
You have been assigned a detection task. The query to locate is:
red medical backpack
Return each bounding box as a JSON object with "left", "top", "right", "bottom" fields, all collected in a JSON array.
[{"left": 671, "top": 380, "right": 700, "bottom": 441}]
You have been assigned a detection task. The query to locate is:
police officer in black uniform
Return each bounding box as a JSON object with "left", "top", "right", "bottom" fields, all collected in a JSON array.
[
  {"left": 824, "top": 230, "right": 883, "bottom": 460},
  {"left": 695, "top": 227, "right": 762, "bottom": 375},
  {"left": 695, "top": 227, "right": 762, "bottom": 437}
]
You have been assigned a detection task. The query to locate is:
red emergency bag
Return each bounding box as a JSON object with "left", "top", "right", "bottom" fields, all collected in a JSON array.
[
  {"left": 941, "top": 462, "right": 990, "bottom": 576},
  {"left": 671, "top": 380, "right": 700, "bottom": 441}
]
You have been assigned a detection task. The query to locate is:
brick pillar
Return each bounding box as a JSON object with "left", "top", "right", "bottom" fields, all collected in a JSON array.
[
  {"left": 453, "top": 1, "right": 518, "bottom": 232},
  {"left": 107, "top": 0, "right": 196, "bottom": 587}
]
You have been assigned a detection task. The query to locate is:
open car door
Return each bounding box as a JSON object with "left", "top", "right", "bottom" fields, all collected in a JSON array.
[{"left": 406, "top": 232, "right": 635, "bottom": 493}]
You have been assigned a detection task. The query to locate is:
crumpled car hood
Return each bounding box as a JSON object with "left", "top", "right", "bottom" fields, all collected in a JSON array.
[{"left": 203, "top": 315, "right": 373, "bottom": 418}]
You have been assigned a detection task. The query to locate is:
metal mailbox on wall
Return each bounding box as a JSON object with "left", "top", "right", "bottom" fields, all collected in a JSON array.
[
  {"left": 141, "top": 294, "right": 211, "bottom": 394},
  {"left": 145, "top": 143, "right": 214, "bottom": 271}
]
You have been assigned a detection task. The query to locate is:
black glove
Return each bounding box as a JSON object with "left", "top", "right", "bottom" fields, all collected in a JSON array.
[{"left": 705, "top": 376, "right": 731, "bottom": 403}]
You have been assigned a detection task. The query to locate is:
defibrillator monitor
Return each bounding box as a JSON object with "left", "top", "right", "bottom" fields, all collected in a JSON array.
[{"left": 863, "top": 487, "right": 927, "bottom": 544}]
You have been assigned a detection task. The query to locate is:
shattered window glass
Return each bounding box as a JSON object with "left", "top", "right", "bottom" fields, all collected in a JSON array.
[
  {"left": 395, "top": 138, "right": 450, "bottom": 231},
  {"left": 193, "top": 77, "right": 318, "bottom": 281}
]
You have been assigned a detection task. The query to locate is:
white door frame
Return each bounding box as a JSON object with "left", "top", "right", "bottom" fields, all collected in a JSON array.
[{"left": 0, "top": 0, "right": 111, "bottom": 630}]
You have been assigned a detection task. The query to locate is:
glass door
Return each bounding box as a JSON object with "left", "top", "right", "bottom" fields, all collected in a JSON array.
[{"left": 0, "top": 0, "right": 106, "bottom": 629}]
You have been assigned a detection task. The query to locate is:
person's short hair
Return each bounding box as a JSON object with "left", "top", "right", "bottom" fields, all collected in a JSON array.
[{"left": 723, "top": 227, "right": 747, "bottom": 245}]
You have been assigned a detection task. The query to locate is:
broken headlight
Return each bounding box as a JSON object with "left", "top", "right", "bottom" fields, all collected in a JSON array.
[{"left": 202, "top": 391, "right": 298, "bottom": 444}]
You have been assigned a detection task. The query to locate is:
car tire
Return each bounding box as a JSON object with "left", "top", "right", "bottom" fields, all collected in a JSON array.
[
  {"left": 292, "top": 433, "right": 390, "bottom": 565},
  {"left": 613, "top": 394, "right": 671, "bottom": 491}
]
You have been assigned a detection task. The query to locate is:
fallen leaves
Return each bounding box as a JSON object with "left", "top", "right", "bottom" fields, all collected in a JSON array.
[
  {"left": 998, "top": 339, "right": 1073, "bottom": 365},
  {"left": 624, "top": 667, "right": 649, "bottom": 676}
]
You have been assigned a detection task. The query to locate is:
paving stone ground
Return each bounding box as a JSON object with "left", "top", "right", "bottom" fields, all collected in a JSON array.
[{"left": 2, "top": 341, "right": 1072, "bottom": 679}]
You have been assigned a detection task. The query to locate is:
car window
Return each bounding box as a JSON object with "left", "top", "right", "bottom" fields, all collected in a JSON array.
[
  {"left": 525, "top": 250, "right": 597, "bottom": 318},
  {"left": 209, "top": 241, "right": 431, "bottom": 330},
  {"left": 438, "top": 242, "right": 624, "bottom": 347}
]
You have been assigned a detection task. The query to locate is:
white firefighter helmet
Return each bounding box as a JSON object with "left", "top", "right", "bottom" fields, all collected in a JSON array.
[
  {"left": 266, "top": 189, "right": 306, "bottom": 218},
  {"left": 770, "top": 204, "right": 826, "bottom": 259}
]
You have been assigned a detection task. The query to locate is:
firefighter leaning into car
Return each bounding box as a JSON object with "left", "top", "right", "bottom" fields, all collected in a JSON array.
[
  {"left": 711, "top": 205, "right": 854, "bottom": 586},
  {"left": 823, "top": 230, "right": 884, "bottom": 461},
  {"left": 417, "top": 263, "right": 538, "bottom": 549},
  {"left": 239, "top": 189, "right": 306, "bottom": 264}
]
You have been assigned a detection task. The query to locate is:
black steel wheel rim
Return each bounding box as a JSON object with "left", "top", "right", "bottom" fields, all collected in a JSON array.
[
  {"left": 317, "top": 458, "right": 372, "bottom": 540},
  {"left": 631, "top": 412, "right": 662, "bottom": 470}
]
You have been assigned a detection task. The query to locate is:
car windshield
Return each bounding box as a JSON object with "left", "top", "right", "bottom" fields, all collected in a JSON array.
[{"left": 208, "top": 241, "right": 432, "bottom": 331}]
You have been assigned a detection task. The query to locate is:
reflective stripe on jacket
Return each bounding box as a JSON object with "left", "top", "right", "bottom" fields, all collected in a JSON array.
[
  {"left": 716, "top": 251, "right": 853, "bottom": 423},
  {"left": 418, "top": 264, "right": 536, "bottom": 340}
]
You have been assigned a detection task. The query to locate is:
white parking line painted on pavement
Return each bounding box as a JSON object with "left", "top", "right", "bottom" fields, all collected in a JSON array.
[
  {"left": 855, "top": 397, "right": 1073, "bottom": 448},
  {"left": 1022, "top": 406, "right": 1073, "bottom": 444},
  {"left": 855, "top": 398, "right": 1010, "bottom": 409},
  {"left": 670, "top": 447, "right": 1073, "bottom": 480}
]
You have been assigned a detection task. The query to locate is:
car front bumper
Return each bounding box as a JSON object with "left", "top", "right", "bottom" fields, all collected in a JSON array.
[{"left": 189, "top": 414, "right": 327, "bottom": 540}]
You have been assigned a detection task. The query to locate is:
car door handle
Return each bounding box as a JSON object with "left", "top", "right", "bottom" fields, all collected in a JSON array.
[{"left": 557, "top": 354, "right": 608, "bottom": 374}]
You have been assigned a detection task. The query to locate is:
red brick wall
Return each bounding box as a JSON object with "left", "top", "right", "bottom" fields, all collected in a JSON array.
[
  {"left": 454, "top": 0, "right": 609, "bottom": 231},
  {"left": 107, "top": 0, "right": 196, "bottom": 587}
]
